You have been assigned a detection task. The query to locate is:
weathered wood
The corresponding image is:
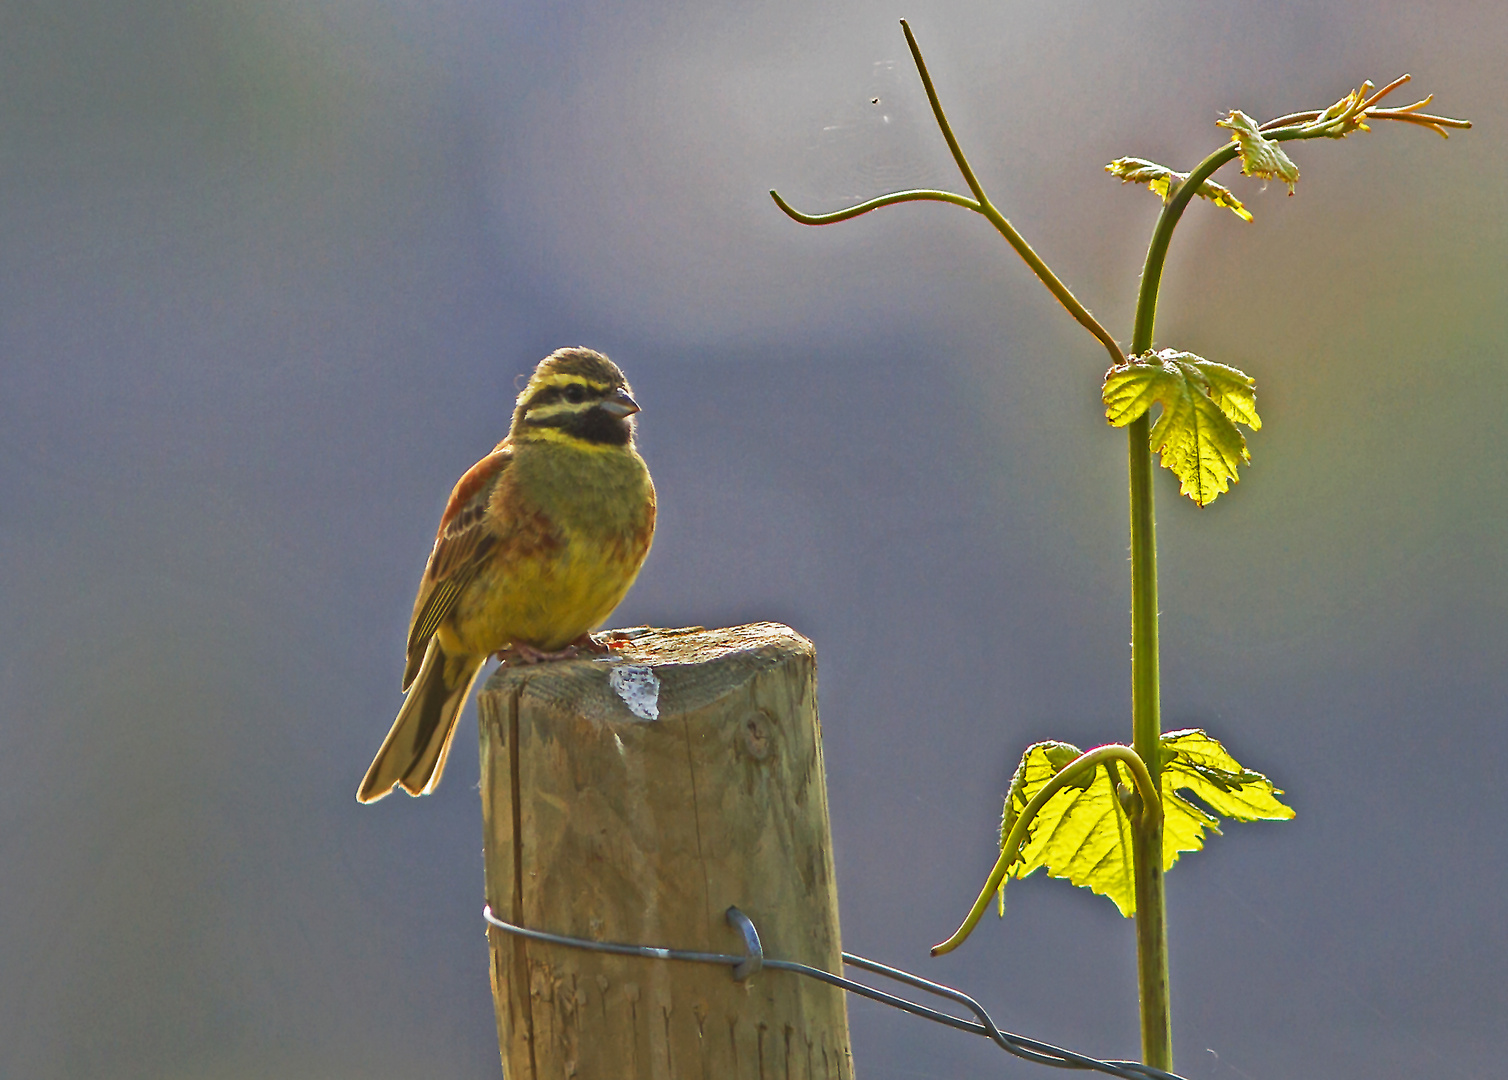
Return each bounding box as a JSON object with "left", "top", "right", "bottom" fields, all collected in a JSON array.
[{"left": 477, "top": 623, "right": 853, "bottom": 1080}]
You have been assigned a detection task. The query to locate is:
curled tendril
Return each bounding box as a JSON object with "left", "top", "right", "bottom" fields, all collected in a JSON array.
[
  {"left": 770, "top": 20, "right": 1127, "bottom": 368},
  {"left": 929, "top": 743, "right": 1160, "bottom": 957}
]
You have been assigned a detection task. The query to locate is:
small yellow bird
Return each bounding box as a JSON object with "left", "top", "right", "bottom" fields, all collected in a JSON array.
[{"left": 357, "top": 347, "right": 657, "bottom": 803}]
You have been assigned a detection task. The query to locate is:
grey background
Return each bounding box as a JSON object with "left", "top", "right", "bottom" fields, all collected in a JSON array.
[{"left": 2, "top": 1, "right": 1504, "bottom": 1077}]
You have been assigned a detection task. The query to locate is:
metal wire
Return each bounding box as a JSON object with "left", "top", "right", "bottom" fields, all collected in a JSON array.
[{"left": 482, "top": 904, "right": 1189, "bottom": 1080}]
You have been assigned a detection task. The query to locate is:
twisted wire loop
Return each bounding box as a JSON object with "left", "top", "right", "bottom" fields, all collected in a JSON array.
[{"left": 482, "top": 905, "right": 1189, "bottom": 1080}]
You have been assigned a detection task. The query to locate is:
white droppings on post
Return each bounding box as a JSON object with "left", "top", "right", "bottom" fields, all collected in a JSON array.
[{"left": 609, "top": 664, "right": 660, "bottom": 721}]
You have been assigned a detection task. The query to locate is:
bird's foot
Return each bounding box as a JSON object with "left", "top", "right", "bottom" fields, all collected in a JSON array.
[
  {"left": 495, "top": 643, "right": 574, "bottom": 665},
  {"left": 495, "top": 634, "right": 609, "bottom": 666}
]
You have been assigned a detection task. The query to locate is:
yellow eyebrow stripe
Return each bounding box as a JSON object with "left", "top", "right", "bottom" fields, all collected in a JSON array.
[{"left": 534, "top": 374, "right": 611, "bottom": 391}]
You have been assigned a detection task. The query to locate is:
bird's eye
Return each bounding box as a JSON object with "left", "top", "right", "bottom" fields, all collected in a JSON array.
[{"left": 564, "top": 384, "right": 587, "bottom": 404}]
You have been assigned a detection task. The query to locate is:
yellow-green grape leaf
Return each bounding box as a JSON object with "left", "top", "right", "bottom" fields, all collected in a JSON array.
[
  {"left": 1105, "top": 157, "right": 1181, "bottom": 199},
  {"left": 1105, "top": 157, "right": 1253, "bottom": 222},
  {"left": 1160, "top": 729, "right": 1295, "bottom": 868},
  {"left": 997, "top": 740, "right": 1138, "bottom": 917},
  {"left": 1102, "top": 350, "right": 1261, "bottom": 506},
  {"left": 996, "top": 732, "right": 1294, "bottom": 919},
  {"left": 1216, "top": 110, "right": 1300, "bottom": 192}
]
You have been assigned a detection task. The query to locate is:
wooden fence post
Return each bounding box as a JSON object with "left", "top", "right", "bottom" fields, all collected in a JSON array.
[{"left": 477, "top": 623, "right": 853, "bottom": 1079}]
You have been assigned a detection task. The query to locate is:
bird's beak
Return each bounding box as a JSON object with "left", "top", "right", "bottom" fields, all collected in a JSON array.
[{"left": 599, "top": 389, "right": 640, "bottom": 418}]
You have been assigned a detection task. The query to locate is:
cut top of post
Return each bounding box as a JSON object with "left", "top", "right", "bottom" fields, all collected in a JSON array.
[{"left": 480, "top": 622, "right": 814, "bottom": 724}]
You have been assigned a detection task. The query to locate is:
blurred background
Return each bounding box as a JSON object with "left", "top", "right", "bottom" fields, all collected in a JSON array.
[{"left": 2, "top": 1, "right": 1503, "bottom": 1077}]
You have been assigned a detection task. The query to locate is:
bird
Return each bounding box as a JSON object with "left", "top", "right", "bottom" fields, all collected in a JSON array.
[{"left": 357, "top": 347, "right": 657, "bottom": 803}]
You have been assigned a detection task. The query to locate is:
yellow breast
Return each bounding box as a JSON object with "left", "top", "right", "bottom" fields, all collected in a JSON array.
[{"left": 442, "top": 438, "right": 655, "bottom": 654}]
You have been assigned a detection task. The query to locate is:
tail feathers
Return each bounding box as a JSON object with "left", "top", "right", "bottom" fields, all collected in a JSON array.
[{"left": 357, "top": 639, "right": 486, "bottom": 803}]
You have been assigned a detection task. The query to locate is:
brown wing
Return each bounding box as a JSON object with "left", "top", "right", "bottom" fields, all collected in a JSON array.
[{"left": 402, "top": 446, "right": 511, "bottom": 688}]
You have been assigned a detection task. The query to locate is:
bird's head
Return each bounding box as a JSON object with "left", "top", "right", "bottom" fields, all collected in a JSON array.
[{"left": 509, "top": 347, "right": 641, "bottom": 448}]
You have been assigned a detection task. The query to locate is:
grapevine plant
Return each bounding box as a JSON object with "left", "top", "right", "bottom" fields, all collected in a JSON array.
[{"left": 772, "top": 20, "right": 1469, "bottom": 1073}]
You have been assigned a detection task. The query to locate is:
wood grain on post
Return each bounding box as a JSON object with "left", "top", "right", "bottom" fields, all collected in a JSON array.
[{"left": 477, "top": 623, "right": 853, "bottom": 1080}]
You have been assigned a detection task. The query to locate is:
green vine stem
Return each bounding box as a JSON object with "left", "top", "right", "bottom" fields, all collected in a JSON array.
[
  {"left": 1126, "top": 402, "right": 1170, "bottom": 1066},
  {"left": 930, "top": 743, "right": 1160, "bottom": 957}
]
